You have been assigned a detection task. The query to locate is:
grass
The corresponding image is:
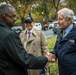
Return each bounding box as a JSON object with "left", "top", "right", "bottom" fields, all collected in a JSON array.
[
  {"left": 47, "top": 36, "right": 57, "bottom": 51},
  {"left": 47, "top": 36, "right": 58, "bottom": 75}
]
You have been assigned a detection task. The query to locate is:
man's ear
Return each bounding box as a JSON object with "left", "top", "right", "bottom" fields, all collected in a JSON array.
[
  {"left": 68, "top": 18, "right": 72, "bottom": 23},
  {"left": 3, "top": 14, "right": 7, "bottom": 20}
]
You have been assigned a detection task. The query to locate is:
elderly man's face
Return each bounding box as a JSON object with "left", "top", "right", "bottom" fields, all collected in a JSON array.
[{"left": 58, "top": 13, "right": 71, "bottom": 30}]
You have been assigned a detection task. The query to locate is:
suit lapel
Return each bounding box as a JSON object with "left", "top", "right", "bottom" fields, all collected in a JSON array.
[
  {"left": 22, "top": 31, "right": 27, "bottom": 49},
  {"left": 27, "top": 34, "right": 35, "bottom": 42},
  {"left": 27, "top": 28, "right": 37, "bottom": 43}
]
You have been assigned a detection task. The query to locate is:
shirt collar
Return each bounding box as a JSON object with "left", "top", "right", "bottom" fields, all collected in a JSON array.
[{"left": 64, "top": 24, "right": 73, "bottom": 35}]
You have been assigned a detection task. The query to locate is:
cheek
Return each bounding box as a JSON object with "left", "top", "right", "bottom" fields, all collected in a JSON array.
[
  {"left": 60, "top": 20, "right": 66, "bottom": 26},
  {"left": 63, "top": 21, "right": 68, "bottom": 26},
  {"left": 60, "top": 20, "right": 64, "bottom": 24},
  {"left": 7, "top": 19, "right": 14, "bottom": 27}
]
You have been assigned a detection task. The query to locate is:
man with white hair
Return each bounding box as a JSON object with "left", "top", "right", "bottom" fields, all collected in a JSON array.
[{"left": 50, "top": 8, "right": 76, "bottom": 75}]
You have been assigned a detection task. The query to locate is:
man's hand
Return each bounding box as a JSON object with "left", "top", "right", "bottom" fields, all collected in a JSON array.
[
  {"left": 45, "top": 52, "right": 57, "bottom": 62},
  {"left": 50, "top": 53, "right": 57, "bottom": 62}
]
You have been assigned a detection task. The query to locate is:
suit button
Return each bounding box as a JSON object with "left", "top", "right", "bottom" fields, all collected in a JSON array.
[{"left": 33, "top": 43, "right": 35, "bottom": 45}]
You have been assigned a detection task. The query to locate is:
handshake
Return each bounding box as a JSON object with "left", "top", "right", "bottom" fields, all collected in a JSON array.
[{"left": 45, "top": 52, "right": 57, "bottom": 63}]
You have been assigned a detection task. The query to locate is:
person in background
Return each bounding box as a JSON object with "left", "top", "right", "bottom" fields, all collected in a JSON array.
[
  {"left": 0, "top": 4, "right": 52, "bottom": 75},
  {"left": 19, "top": 16, "right": 49, "bottom": 75},
  {"left": 50, "top": 8, "right": 76, "bottom": 75}
]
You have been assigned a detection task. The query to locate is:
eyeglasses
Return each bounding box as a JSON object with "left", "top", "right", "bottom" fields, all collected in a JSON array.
[{"left": 6, "top": 14, "right": 16, "bottom": 19}]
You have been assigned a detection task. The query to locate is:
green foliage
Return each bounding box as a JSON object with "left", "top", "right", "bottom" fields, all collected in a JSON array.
[
  {"left": 49, "top": 62, "right": 58, "bottom": 75},
  {"left": 47, "top": 36, "right": 57, "bottom": 51},
  {"left": 47, "top": 36, "right": 58, "bottom": 75},
  {"left": 14, "top": 19, "right": 22, "bottom": 26}
]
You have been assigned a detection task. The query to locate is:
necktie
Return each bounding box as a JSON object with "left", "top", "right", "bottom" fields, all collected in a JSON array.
[
  {"left": 60, "top": 30, "right": 63, "bottom": 39},
  {"left": 28, "top": 31, "right": 30, "bottom": 39},
  {"left": 60, "top": 30, "right": 66, "bottom": 38},
  {"left": 63, "top": 31, "right": 66, "bottom": 38}
]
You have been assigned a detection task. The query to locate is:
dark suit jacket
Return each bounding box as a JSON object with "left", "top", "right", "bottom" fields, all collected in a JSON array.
[{"left": 0, "top": 21, "right": 48, "bottom": 75}]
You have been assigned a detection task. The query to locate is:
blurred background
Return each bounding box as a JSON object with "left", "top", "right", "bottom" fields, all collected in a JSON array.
[{"left": 0, "top": 0, "right": 76, "bottom": 30}]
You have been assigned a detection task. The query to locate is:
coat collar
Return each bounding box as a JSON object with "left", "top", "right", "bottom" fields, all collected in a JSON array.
[
  {"left": 59, "top": 23, "right": 76, "bottom": 40},
  {"left": 70, "top": 23, "right": 76, "bottom": 31},
  {"left": 25, "top": 27, "right": 37, "bottom": 37},
  {"left": 24, "top": 28, "right": 37, "bottom": 42},
  {"left": 0, "top": 21, "right": 11, "bottom": 29}
]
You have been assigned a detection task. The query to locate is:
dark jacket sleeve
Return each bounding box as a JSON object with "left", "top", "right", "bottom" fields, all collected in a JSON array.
[
  {"left": 51, "top": 36, "right": 58, "bottom": 57},
  {"left": 3, "top": 32, "right": 48, "bottom": 69}
]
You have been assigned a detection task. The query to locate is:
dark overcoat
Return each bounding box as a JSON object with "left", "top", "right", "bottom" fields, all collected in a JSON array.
[
  {"left": 0, "top": 21, "right": 48, "bottom": 75},
  {"left": 53, "top": 23, "right": 76, "bottom": 75}
]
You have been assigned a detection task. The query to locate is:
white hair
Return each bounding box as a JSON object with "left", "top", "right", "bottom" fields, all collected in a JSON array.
[{"left": 57, "top": 8, "right": 74, "bottom": 22}]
